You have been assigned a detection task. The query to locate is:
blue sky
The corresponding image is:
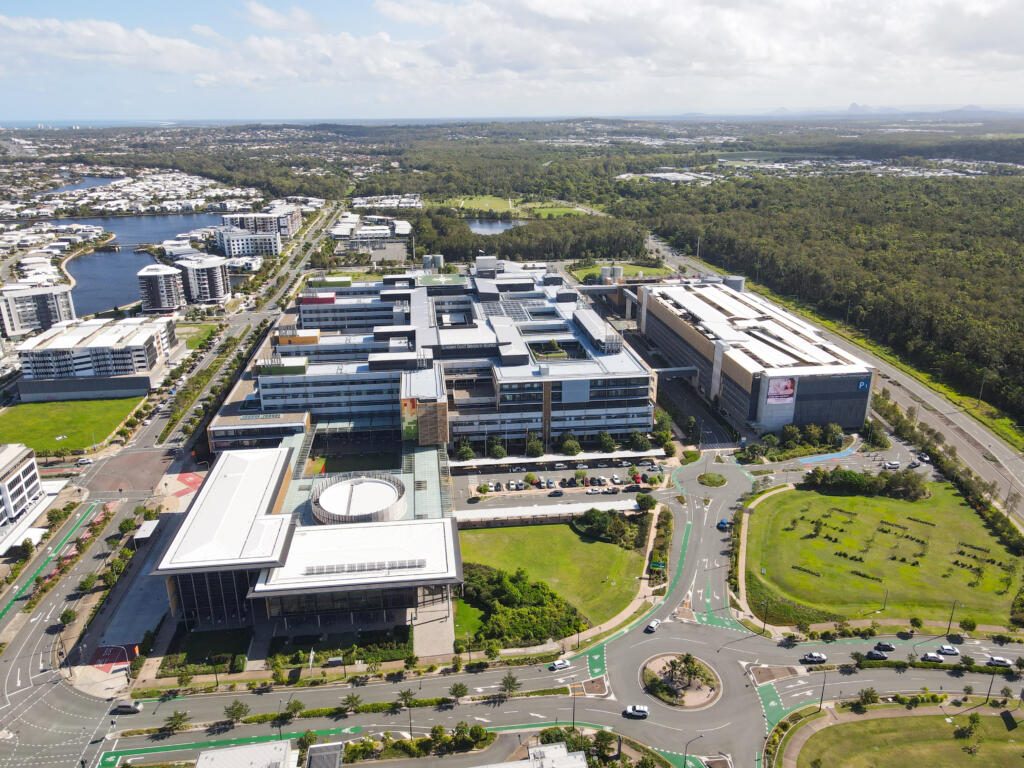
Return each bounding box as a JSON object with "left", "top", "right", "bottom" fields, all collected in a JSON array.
[{"left": 2, "top": 1, "right": 1023, "bottom": 121}]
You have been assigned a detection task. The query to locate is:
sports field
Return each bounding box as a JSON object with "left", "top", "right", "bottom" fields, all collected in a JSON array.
[
  {"left": 570, "top": 262, "right": 674, "bottom": 282},
  {"left": 0, "top": 398, "right": 142, "bottom": 452},
  {"left": 797, "top": 713, "right": 1024, "bottom": 768},
  {"left": 459, "top": 524, "right": 644, "bottom": 625},
  {"left": 746, "top": 483, "right": 1020, "bottom": 627}
]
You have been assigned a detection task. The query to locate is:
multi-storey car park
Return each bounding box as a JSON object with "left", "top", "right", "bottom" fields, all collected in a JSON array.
[
  {"left": 208, "top": 258, "right": 656, "bottom": 455},
  {"left": 638, "top": 277, "right": 875, "bottom": 433}
]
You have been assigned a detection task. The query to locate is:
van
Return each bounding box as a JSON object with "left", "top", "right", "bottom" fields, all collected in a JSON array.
[{"left": 112, "top": 700, "right": 142, "bottom": 714}]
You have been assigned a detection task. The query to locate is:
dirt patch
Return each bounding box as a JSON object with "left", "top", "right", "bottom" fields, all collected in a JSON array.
[{"left": 750, "top": 664, "right": 800, "bottom": 685}]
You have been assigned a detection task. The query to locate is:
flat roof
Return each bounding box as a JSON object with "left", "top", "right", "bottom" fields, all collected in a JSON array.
[
  {"left": 647, "top": 281, "right": 872, "bottom": 376},
  {"left": 196, "top": 742, "right": 293, "bottom": 768},
  {"left": 252, "top": 518, "right": 460, "bottom": 596},
  {"left": 156, "top": 448, "right": 293, "bottom": 573}
]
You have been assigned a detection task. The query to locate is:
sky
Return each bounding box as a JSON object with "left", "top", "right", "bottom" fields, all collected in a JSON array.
[{"left": 2, "top": 0, "right": 1024, "bottom": 121}]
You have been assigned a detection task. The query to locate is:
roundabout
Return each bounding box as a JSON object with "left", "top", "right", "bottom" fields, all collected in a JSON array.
[{"left": 640, "top": 653, "right": 722, "bottom": 710}]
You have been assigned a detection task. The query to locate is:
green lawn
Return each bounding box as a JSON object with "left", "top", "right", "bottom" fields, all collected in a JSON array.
[
  {"left": 797, "top": 713, "right": 1024, "bottom": 768},
  {"left": 177, "top": 323, "right": 217, "bottom": 350},
  {"left": 459, "top": 524, "right": 644, "bottom": 626},
  {"left": 454, "top": 598, "right": 484, "bottom": 640},
  {"left": 570, "top": 262, "right": 675, "bottom": 282},
  {"left": 438, "top": 195, "right": 517, "bottom": 212},
  {"left": 0, "top": 398, "right": 142, "bottom": 452},
  {"left": 746, "top": 483, "right": 1021, "bottom": 627},
  {"left": 521, "top": 202, "right": 583, "bottom": 218}
]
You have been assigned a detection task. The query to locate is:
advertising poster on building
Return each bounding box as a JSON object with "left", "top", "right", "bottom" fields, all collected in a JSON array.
[{"left": 766, "top": 377, "right": 796, "bottom": 404}]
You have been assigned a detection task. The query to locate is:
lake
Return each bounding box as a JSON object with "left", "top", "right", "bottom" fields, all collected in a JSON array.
[
  {"left": 466, "top": 218, "right": 526, "bottom": 235},
  {"left": 63, "top": 212, "right": 224, "bottom": 316},
  {"left": 43, "top": 176, "right": 118, "bottom": 195}
]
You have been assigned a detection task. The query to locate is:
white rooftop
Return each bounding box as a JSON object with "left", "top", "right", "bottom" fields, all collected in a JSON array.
[
  {"left": 196, "top": 741, "right": 296, "bottom": 768},
  {"left": 156, "top": 448, "right": 293, "bottom": 573},
  {"left": 252, "top": 518, "right": 460, "bottom": 596}
]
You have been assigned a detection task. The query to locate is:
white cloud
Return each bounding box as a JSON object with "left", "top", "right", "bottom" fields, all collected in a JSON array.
[{"left": 2, "top": 1, "right": 1024, "bottom": 117}]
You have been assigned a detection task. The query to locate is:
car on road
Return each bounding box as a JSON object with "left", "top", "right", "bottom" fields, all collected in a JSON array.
[
  {"left": 987, "top": 656, "right": 1012, "bottom": 667},
  {"left": 645, "top": 619, "right": 662, "bottom": 633},
  {"left": 623, "top": 705, "right": 649, "bottom": 719},
  {"left": 866, "top": 650, "right": 888, "bottom": 661},
  {"left": 875, "top": 642, "right": 896, "bottom": 652},
  {"left": 112, "top": 700, "right": 143, "bottom": 714},
  {"left": 549, "top": 490, "right": 564, "bottom": 497},
  {"left": 587, "top": 487, "right": 601, "bottom": 495},
  {"left": 908, "top": 461, "right": 921, "bottom": 469},
  {"left": 716, "top": 519, "right": 732, "bottom": 531},
  {"left": 602, "top": 487, "right": 619, "bottom": 495},
  {"left": 938, "top": 644, "right": 959, "bottom": 656},
  {"left": 76, "top": 457, "right": 94, "bottom": 466},
  {"left": 549, "top": 659, "right": 571, "bottom": 671},
  {"left": 801, "top": 652, "right": 828, "bottom": 664},
  {"left": 920, "top": 652, "right": 943, "bottom": 663}
]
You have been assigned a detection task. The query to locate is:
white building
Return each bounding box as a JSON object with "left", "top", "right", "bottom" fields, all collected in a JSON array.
[
  {"left": 0, "top": 445, "right": 42, "bottom": 528},
  {"left": 137, "top": 263, "right": 186, "bottom": 313},
  {"left": 0, "top": 283, "right": 76, "bottom": 338},
  {"left": 196, "top": 741, "right": 297, "bottom": 768},
  {"left": 222, "top": 202, "right": 302, "bottom": 240},
  {"left": 213, "top": 225, "right": 282, "bottom": 257},
  {"left": 177, "top": 255, "right": 231, "bottom": 304}
]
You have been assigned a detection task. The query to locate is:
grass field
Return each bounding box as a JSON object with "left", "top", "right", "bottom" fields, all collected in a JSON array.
[
  {"left": 454, "top": 598, "right": 484, "bottom": 640},
  {"left": 459, "top": 524, "right": 645, "bottom": 625},
  {"left": 746, "top": 483, "right": 1021, "bottom": 627},
  {"left": 177, "top": 323, "right": 218, "bottom": 350},
  {"left": 438, "top": 195, "right": 517, "bottom": 212},
  {"left": 570, "top": 262, "right": 675, "bottom": 282},
  {"left": 0, "top": 398, "right": 141, "bottom": 452},
  {"left": 797, "top": 713, "right": 1024, "bottom": 768},
  {"left": 521, "top": 202, "right": 583, "bottom": 218}
]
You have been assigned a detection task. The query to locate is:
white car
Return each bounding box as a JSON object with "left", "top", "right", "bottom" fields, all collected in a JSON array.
[
  {"left": 623, "top": 705, "right": 649, "bottom": 719},
  {"left": 549, "top": 659, "right": 571, "bottom": 671},
  {"left": 645, "top": 619, "right": 661, "bottom": 633},
  {"left": 938, "top": 645, "right": 959, "bottom": 656},
  {"left": 586, "top": 487, "right": 601, "bottom": 495},
  {"left": 801, "top": 652, "right": 828, "bottom": 664},
  {"left": 884, "top": 460, "right": 901, "bottom": 470},
  {"left": 987, "top": 656, "right": 1012, "bottom": 667},
  {"left": 920, "top": 652, "right": 943, "bottom": 663}
]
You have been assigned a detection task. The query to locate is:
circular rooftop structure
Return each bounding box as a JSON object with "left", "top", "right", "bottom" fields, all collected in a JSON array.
[{"left": 311, "top": 472, "right": 406, "bottom": 525}]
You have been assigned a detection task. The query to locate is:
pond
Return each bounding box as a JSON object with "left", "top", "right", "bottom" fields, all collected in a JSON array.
[{"left": 466, "top": 218, "right": 526, "bottom": 235}]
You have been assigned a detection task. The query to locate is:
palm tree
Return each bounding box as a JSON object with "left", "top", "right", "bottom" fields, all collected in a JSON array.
[
  {"left": 666, "top": 657, "right": 683, "bottom": 686},
  {"left": 341, "top": 693, "right": 363, "bottom": 715},
  {"left": 500, "top": 672, "right": 521, "bottom": 699},
  {"left": 397, "top": 688, "right": 416, "bottom": 736},
  {"left": 681, "top": 653, "right": 698, "bottom": 687}
]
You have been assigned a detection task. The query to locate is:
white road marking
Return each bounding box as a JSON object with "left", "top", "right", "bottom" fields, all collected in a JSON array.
[
  {"left": 698, "top": 721, "right": 732, "bottom": 733},
  {"left": 529, "top": 713, "right": 545, "bottom": 719},
  {"left": 473, "top": 717, "right": 491, "bottom": 723}
]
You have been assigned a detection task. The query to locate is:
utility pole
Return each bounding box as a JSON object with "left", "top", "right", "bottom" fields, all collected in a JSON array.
[
  {"left": 946, "top": 600, "right": 958, "bottom": 635},
  {"left": 818, "top": 671, "right": 827, "bottom": 713},
  {"left": 570, "top": 675, "right": 577, "bottom": 731}
]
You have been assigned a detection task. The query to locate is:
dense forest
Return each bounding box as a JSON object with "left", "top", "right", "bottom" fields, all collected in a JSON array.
[
  {"left": 610, "top": 175, "right": 1024, "bottom": 423},
  {"left": 412, "top": 208, "right": 646, "bottom": 262}
]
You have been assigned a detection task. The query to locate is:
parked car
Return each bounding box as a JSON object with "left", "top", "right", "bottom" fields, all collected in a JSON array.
[
  {"left": 624, "top": 484, "right": 641, "bottom": 492},
  {"left": 908, "top": 461, "right": 921, "bottom": 469},
  {"left": 576, "top": 464, "right": 590, "bottom": 469},
  {"left": 938, "top": 644, "right": 960, "bottom": 656},
  {"left": 645, "top": 619, "right": 661, "bottom": 633},
  {"left": 623, "top": 705, "right": 649, "bottom": 719},
  {"left": 493, "top": 481, "right": 503, "bottom": 492},
  {"left": 587, "top": 488, "right": 601, "bottom": 495},
  {"left": 716, "top": 519, "right": 732, "bottom": 532},
  {"left": 866, "top": 650, "right": 888, "bottom": 661},
  {"left": 549, "top": 659, "right": 571, "bottom": 671},
  {"left": 875, "top": 642, "right": 896, "bottom": 652},
  {"left": 883, "top": 460, "right": 901, "bottom": 470},
  {"left": 611, "top": 475, "right": 622, "bottom": 485},
  {"left": 918, "top": 453, "right": 931, "bottom": 463},
  {"left": 554, "top": 463, "right": 567, "bottom": 470},
  {"left": 546, "top": 478, "right": 555, "bottom": 488},
  {"left": 801, "top": 652, "right": 827, "bottom": 664},
  {"left": 920, "top": 652, "right": 943, "bottom": 663}
]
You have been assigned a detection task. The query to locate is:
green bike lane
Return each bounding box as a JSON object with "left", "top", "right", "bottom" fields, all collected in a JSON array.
[{"left": 0, "top": 501, "right": 99, "bottom": 623}]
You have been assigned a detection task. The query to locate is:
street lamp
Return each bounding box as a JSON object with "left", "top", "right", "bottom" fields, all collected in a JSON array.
[
  {"left": 946, "top": 600, "right": 959, "bottom": 636},
  {"left": 570, "top": 675, "right": 577, "bottom": 732},
  {"left": 683, "top": 734, "right": 703, "bottom": 767}
]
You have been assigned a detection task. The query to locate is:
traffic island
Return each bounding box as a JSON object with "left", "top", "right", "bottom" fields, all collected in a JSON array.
[{"left": 641, "top": 653, "right": 721, "bottom": 709}]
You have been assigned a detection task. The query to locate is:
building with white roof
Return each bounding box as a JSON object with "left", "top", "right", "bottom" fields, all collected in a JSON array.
[
  {"left": 16, "top": 316, "right": 177, "bottom": 401},
  {"left": 0, "top": 283, "right": 76, "bottom": 338},
  {"left": 213, "top": 225, "right": 282, "bottom": 257},
  {"left": 196, "top": 741, "right": 297, "bottom": 768},
  {"left": 137, "top": 263, "right": 186, "bottom": 313},
  {"left": 209, "top": 260, "right": 654, "bottom": 454},
  {"left": 639, "top": 278, "right": 875, "bottom": 432},
  {"left": 223, "top": 202, "right": 302, "bottom": 240},
  {"left": 177, "top": 255, "right": 230, "bottom": 304},
  {"left": 0, "top": 444, "right": 42, "bottom": 528},
  {"left": 155, "top": 439, "right": 460, "bottom": 653}
]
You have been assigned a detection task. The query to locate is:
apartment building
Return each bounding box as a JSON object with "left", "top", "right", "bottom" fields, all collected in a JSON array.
[
  {"left": 213, "top": 225, "right": 282, "bottom": 257},
  {"left": 222, "top": 202, "right": 302, "bottom": 240},
  {"left": 137, "top": 263, "right": 186, "bottom": 313},
  {"left": 0, "top": 444, "right": 42, "bottom": 526},
  {"left": 0, "top": 283, "right": 76, "bottom": 338},
  {"left": 177, "top": 255, "right": 230, "bottom": 304}
]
